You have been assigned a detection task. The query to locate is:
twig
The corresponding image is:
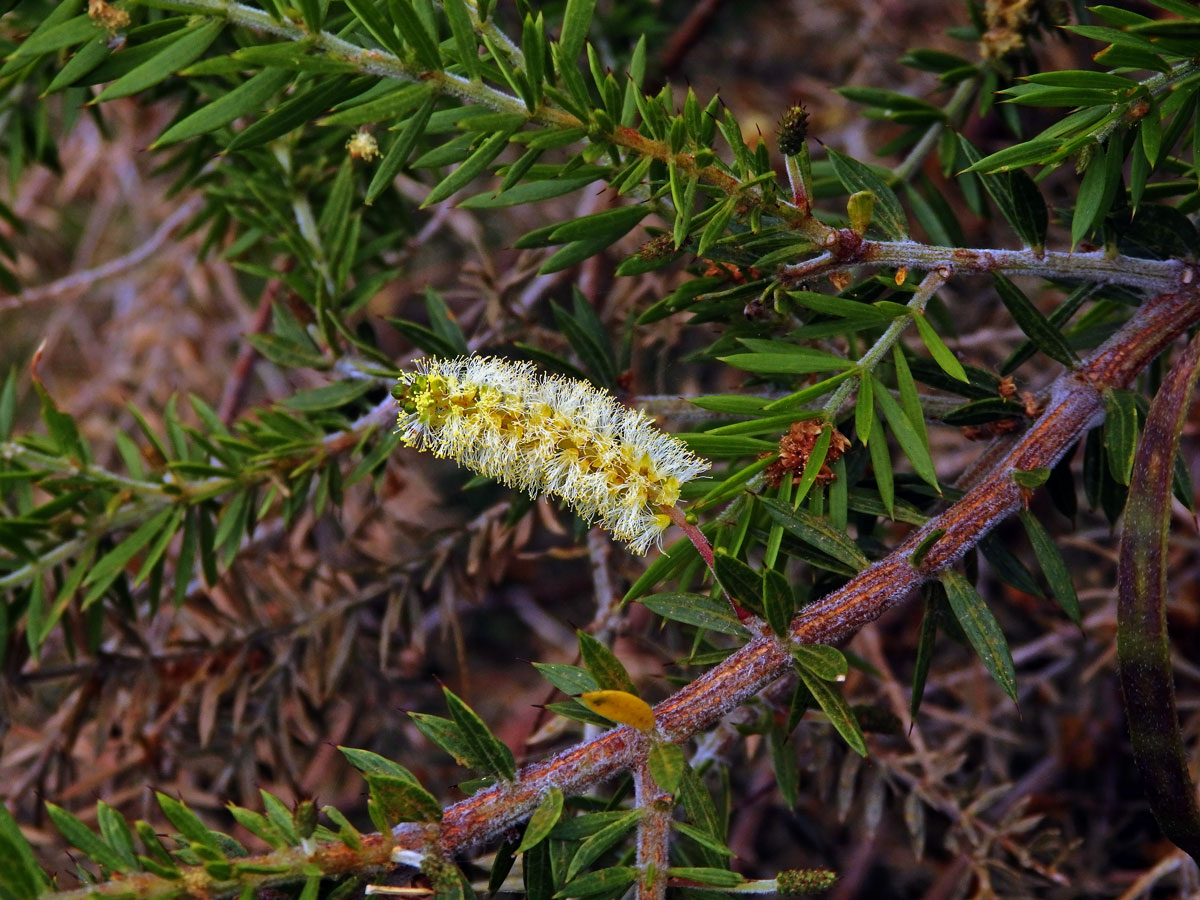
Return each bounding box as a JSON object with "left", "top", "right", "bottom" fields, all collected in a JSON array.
[
  {"left": 0, "top": 198, "right": 202, "bottom": 311},
  {"left": 659, "top": 0, "right": 729, "bottom": 74},
  {"left": 0, "top": 473, "right": 191, "bottom": 594},
  {"left": 0, "top": 381, "right": 398, "bottom": 596},
  {"left": 915, "top": 756, "right": 1064, "bottom": 900},
  {"left": 144, "top": 0, "right": 837, "bottom": 246},
  {"left": 218, "top": 260, "right": 294, "bottom": 424},
  {"left": 819, "top": 267, "right": 950, "bottom": 418},
  {"left": 1114, "top": 850, "right": 1186, "bottom": 900},
  {"left": 586, "top": 527, "right": 622, "bottom": 645},
  {"left": 782, "top": 239, "right": 1190, "bottom": 295},
  {"left": 893, "top": 79, "right": 975, "bottom": 184}
]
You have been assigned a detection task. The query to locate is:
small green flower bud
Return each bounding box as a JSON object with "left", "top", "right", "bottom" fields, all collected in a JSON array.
[
  {"left": 588, "top": 110, "right": 615, "bottom": 142},
  {"left": 293, "top": 799, "right": 317, "bottom": 840},
  {"left": 777, "top": 105, "right": 810, "bottom": 157},
  {"left": 639, "top": 233, "right": 676, "bottom": 261},
  {"left": 775, "top": 868, "right": 837, "bottom": 895},
  {"left": 420, "top": 855, "right": 461, "bottom": 894}
]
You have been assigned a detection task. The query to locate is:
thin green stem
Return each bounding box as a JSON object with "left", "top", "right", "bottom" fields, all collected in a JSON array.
[
  {"left": 0, "top": 391, "right": 396, "bottom": 596},
  {"left": 291, "top": 192, "right": 336, "bottom": 297},
  {"left": 0, "top": 502, "right": 157, "bottom": 591},
  {"left": 2, "top": 442, "right": 180, "bottom": 498},
  {"left": 1093, "top": 59, "right": 1200, "bottom": 147},
  {"left": 820, "top": 267, "right": 949, "bottom": 418},
  {"left": 45, "top": 835, "right": 396, "bottom": 900},
  {"left": 157, "top": 0, "right": 539, "bottom": 117},
  {"left": 465, "top": 0, "right": 524, "bottom": 68},
  {"left": 893, "top": 78, "right": 976, "bottom": 184}
]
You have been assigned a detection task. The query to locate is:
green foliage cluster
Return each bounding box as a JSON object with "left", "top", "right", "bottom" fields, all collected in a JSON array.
[{"left": 1, "top": 0, "right": 1199, "bottom": 897}]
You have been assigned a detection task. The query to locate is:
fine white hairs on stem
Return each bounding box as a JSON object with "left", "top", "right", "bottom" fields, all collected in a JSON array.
[{"left": 395, "top": 356, "right": 709, "bottom": 554}]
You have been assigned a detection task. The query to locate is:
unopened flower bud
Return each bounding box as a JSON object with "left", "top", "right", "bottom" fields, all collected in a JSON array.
[
  {"left": 775, "top": 868, "right": 837, "bottom": 895},
  {"left": 777, "top": 105, "right": 810, "bottom": 157}
]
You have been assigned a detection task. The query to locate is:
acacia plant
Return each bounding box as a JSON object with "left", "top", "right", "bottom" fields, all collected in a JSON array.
[{"left": 1, "top": 0, "right": 1200, "bottom": 897}]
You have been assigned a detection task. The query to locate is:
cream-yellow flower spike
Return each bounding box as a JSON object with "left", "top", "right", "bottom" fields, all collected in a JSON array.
[{"left": 394, "top": 356, "right": 709, "bottom": 554}]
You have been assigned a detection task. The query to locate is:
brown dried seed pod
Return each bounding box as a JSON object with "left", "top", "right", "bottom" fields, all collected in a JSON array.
[{"left": 766, "top": 420, "right": 851, "bottom": 487}]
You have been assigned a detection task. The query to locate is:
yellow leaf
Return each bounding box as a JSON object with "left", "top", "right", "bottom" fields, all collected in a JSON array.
[
  {"left": 578, "top": 690, "right": 656, "bottom": 732},
  {"left": 846, "top": 190, "right": 875, "bottom": 236}
]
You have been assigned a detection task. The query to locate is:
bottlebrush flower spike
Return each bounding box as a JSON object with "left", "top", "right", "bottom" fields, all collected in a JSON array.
[{"left": 394, "top": 357, "right": 709, "bottom": 554}]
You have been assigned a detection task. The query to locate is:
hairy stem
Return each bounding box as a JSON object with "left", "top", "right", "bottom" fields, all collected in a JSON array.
[
  {"left": 783, "top": 239, "right": 1190, "bottom": 294},
  {"left": 662, "top": 504, "right": 714, "bottom": 571},
  {"left": 633, "top": 750, "right": 673, "bottom": 900}
]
